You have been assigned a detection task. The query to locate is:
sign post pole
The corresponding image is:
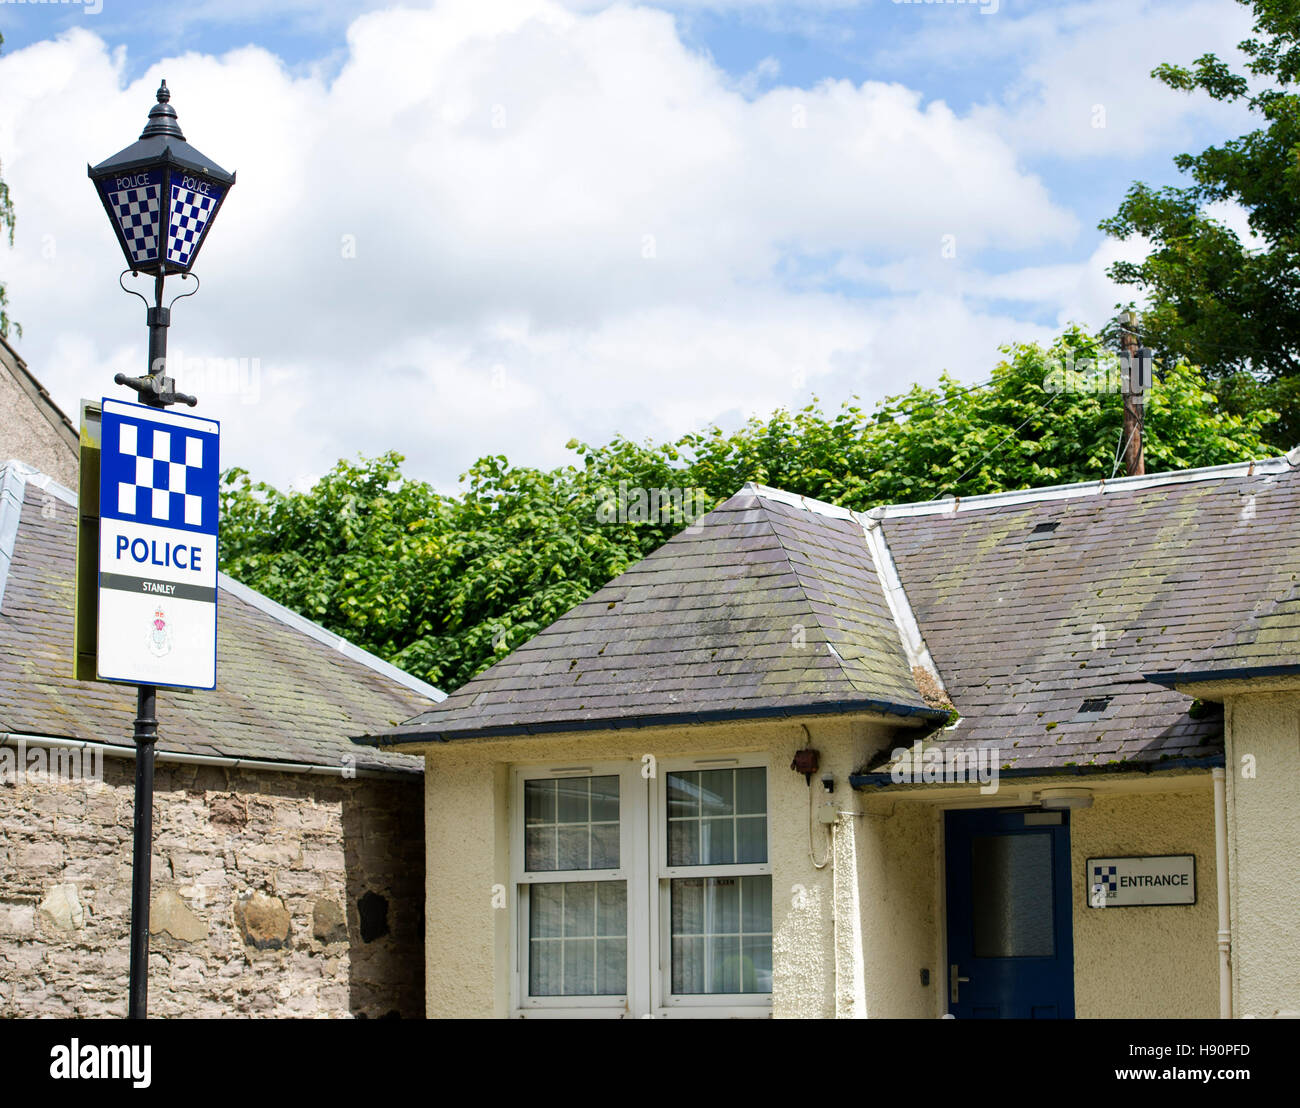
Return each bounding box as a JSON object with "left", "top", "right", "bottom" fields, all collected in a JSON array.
[
  {"left": 128, "top": 685, "right": 157, "bottom": 1020},
  {"left": 127, "top": 270, "right": 170, "bottom": 1022},
  {"left": 87, "top": 79, "right": 234, "bottom": 1021},
  {"left": 128, "top": 271, "right": 168, "bottom": 1022}
]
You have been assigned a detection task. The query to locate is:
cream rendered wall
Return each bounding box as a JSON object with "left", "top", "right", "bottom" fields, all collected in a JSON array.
[
  {"left": 418, "top": 713, "right": 912, "bottom": 1019},
  {"left": 422, "top": 752, "right": 500, "bottom": 1017},
  {"left": 857, "top": 798, "right": 942, "bottom": 1017},
  {"left": 421, "top": 720, "right": 1226, "bottom": 1019},
  {"left": 1070, "top": 783, "right": 1219, "bottom": 1019},
  {"left": 1224, "top": 691, "right": 1300, "bottom": 1018},
  {"left": 855, "top": 772, "right": 1218, "bottom": 1019}
]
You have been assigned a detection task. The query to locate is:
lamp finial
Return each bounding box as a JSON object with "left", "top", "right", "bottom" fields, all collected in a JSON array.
[{"left": 140, "top": 77, "right": 185, "bottom": 142}]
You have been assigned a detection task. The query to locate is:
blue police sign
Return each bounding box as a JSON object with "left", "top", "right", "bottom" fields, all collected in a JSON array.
[{"left": 97, "top": 398, "right": 220, "bottom": 689}]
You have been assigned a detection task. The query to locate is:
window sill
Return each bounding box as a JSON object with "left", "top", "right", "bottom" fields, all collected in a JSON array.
[{"left": 511, "top": 1007, "right": 773, "bottom": 1019}]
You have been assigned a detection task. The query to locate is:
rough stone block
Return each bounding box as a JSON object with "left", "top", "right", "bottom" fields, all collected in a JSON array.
[
  {"left": 151, "top": 888, "right": 208, "bottom": 943},
  {"left": 312, "top": 900, "right": 348, "bottom": 945},
  {"left": 37, "top": 884, "right": 83, "bottom": 932},
  {"left": 234, "top": 889, "right": 291, "bottom": 951}
]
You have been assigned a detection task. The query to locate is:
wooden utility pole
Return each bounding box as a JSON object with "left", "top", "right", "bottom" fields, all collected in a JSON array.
[{"left": 1119, "top": 311, "right": 1146, "bottom": 477}]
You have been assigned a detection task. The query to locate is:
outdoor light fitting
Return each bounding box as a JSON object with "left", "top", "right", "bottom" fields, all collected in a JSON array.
[
  {"left": 1038, "top": 788, "right": 1094, "bottom": 810},
  {"left": 88, "top": 80, "right": 235, "bottom": 278}
]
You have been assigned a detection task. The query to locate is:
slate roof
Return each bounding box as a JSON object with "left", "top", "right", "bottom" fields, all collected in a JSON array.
[
  {"left": 1146, "top": 579, "right": 1300, "bottom": 686},
  {"left": 368, "top": 450, "right": 1300, "bottom": 776},
  {"left": 367, "top": 488, "right": 949, "bottom": 743},
  {"left": 875, "top": 453, "right": 1300, "bottom": 770},
  {"left": 0, "top": 461, "right": 441, "bottom": 774}
]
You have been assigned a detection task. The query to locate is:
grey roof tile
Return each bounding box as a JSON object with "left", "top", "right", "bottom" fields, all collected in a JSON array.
[
  {"left": 880, "top": 460, "right": 1300, "bottom": 768},
  {"left": 1, "top": 476, "right": 435, "bottom": 773},
  {"left": 371, "top": 488, "right": 940, "bottom": 741}
]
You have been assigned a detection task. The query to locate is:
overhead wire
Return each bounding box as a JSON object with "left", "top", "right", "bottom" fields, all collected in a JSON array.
[{"left": 930, "top": 386, "right": 1064, "bottom": 501}]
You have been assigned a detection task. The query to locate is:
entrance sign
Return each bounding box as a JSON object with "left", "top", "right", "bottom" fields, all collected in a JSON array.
[
  {"left": 97, "top": 398, "right": 219, "bottom": 689},
  {"left": 1087, "top": 854, "right": 1195, "bottom": 907}
]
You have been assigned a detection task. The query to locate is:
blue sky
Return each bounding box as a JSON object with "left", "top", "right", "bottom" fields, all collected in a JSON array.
[{"left": 0, "top": 0, "right": 1259, "bottom": 491}]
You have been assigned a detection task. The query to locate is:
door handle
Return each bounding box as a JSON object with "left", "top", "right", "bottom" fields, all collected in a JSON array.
[{"left": 949, "top": 963, "right": 970, "bottom": 1004}]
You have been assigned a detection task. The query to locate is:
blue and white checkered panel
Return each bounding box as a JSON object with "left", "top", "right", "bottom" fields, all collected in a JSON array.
[
  {"left": 107, "top": 184, "right": 161, "bottom": 265},
  {"left": 114, "top": 421, "right": 206, "bottom": 529},
  {"left": 1092, "top": 865, "right": 1118, "bottom": 894},
  {"left": 166, "top": 184, "right": 217, "bottom": 267}
]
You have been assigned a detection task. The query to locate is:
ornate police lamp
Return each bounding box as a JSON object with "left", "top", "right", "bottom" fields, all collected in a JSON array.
[
  {"left": 88, "top": 80, "right": 236, "bottom": 407},
  {"left": 87, "top": 81, "right": 234, "bottom": 1020}
]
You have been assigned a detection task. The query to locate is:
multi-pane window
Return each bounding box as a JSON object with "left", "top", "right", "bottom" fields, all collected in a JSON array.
[
  {"left": 525, "top": 775, "right": 620, "bottom": 871},
  {"left": 667, "top": 768, "right": 767, "bottom": 865},
  {"left": 516, "top": 771, "right": 629, "bottom": 1007},
  {"left": 670, "top": 875, "right": 772, "bottom": 994},
  {"left": 663, "top": 767, "right": 772, "bottom": 999},
  {"left": 513, "top": 760, "right": 771, "bottom": 1015},
  {"left": 528, "top": 881, "right": 627, "bottom": 996}
]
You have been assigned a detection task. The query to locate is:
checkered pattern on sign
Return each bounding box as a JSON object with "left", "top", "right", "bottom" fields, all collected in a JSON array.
[
  {"left": 166, "top": 184, "right": 217, "bottom": 267},
  {"left": 115, "top": 421, "right": 206, "bottom": 528},
  {"left": 107, "top": 185, "right": 161, "bottom": 264},
  {"left": 1092, "top": 865, "right": 1117, "bottom": 895}
]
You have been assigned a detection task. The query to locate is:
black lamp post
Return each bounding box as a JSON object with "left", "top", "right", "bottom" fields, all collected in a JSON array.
[{"left": 88, "top": 80, "right": 234, "bottom": 1019}]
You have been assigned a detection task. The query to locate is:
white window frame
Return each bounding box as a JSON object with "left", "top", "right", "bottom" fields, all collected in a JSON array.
[
  {"left": 509, "top": 754, "right": 772, "bottom": 1018},
  {"left": 651, "top": 756, "right": 773, "bottom": 1015},
  {"left": 510, "top": 761, "right": 649, "bottom": 1015}
]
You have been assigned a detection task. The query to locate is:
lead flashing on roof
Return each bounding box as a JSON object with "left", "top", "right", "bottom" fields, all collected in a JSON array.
[
  {"left": 859, "top": 512, "right": 950, "bottom": 705},
  {"left": 748, "top": 452, "right": 1295, "bottom": 527},
  {"left": 720, "top": 483, "right": 951, "bottom": 709},
  {"left": 873, "top": 453, "right": 1295, "bottom": 519}
]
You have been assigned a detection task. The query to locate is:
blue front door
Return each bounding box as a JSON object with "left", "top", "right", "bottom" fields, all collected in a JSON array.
[{"left": 944, "top": 808, "right": 1074, "bottom": 1018}]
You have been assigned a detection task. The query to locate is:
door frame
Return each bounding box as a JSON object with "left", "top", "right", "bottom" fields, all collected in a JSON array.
[{"left": 940, "top": 806, "right": 1076, "bottom": 1018}]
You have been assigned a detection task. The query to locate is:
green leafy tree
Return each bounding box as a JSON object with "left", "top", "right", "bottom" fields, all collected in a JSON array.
[
  {"left": 1100, "top": 0, "right": 1300, "bottom": 445},
  {"left": 222, "top": 326, "right": 1274, "bottom": 692},
  {"left": 0, "top": 32, "right": 17, "bottom": 342}
]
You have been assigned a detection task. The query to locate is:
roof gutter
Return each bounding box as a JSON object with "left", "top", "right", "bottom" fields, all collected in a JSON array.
[
  {"left": 355, "top": 696, "right": 953, "bottom": 749},
  {"left": 2, "top": 732, "right": 420, "bottom": 780},
  {"left": 1144, "top": 663, "right": 1300, "bottom": 688},
  {"left": 849, "top": 754, "right": 1225, "bottom": 791}
]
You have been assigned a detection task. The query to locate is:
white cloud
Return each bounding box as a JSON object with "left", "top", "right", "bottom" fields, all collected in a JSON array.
[
  {"left": 958, "top": 0, "right": 1257, "bottom": 159},
  {"left": 0, "top": 0, "right": 1108, "bottom": 495}
]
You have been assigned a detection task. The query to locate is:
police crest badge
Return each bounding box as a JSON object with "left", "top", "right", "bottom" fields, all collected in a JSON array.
[{"left": 146, "top": 606, "right": 174, "bottom": 658}]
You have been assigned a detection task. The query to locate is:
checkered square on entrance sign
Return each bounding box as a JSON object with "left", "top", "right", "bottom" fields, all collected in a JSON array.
[
  {"left": 114, "top": 421, "right": 206, "bottom": 529},
  {"left": 166, "top": 184, "right": 217, "bottom": 267},
  {"left": 107, "top": 184, "right": 161, "bottom": 265},
  {"left": 1091, "top": 865, "right": 1117, "bottom": 895}
]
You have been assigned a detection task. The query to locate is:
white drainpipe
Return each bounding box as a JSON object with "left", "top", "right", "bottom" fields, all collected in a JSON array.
[{"left": 1212, "top": 766, "right": 1233, "bottom": 1018}]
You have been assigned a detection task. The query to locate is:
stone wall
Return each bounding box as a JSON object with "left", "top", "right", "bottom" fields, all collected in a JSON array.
[{"left": 0, "top": 753, "right": 424, "bottom": 1017}]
